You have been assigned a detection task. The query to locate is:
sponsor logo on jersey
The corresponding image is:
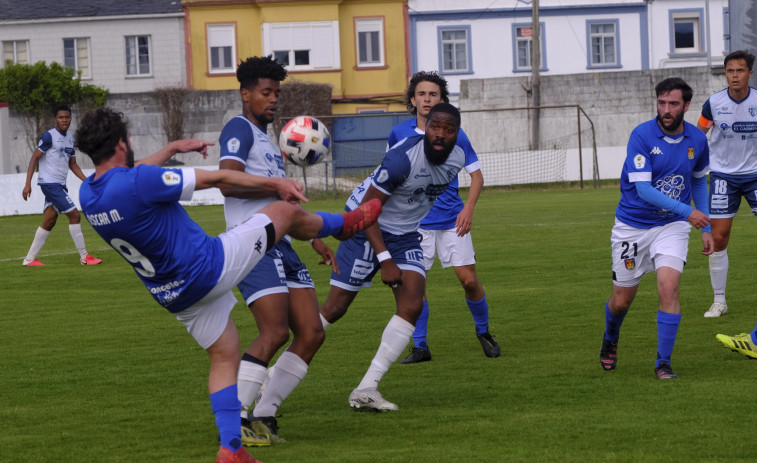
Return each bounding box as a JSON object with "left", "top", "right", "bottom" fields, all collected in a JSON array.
[
  {"left": 404, "top": 249, "right": 424, "bottom": 264},
  {"left": 711, "top": 194, "right": 728, "bottom": 210},
  {"left": 650, "top": 146, "right": 663, "bottom": 155},
  {"left": 688, "top": 147, "right": 694, "bottom": 159},
  {"left": 350, "top": 259, "right": 375, "bottom": 280},
  {"left": 624, "top": 258, "right": 635, "bottom": 270},
  {"left": 162, "top": 171, "right": 181, "bottom": 186},
  {"left": 719, "top": 122, "right": 731, "bottom": 132},
  {"left": 732, "top": 121, "right": 757, "bottom": 133},
  {"left": 227, "top": 137, "right": 241, "bottom": 153},
  {"left": 634, "top": 154, "right": 646, "bottom": 169}
]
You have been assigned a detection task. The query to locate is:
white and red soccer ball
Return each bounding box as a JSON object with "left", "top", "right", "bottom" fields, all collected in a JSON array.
[{"left": 278, "top": 115, "right": 331, "bottom": 166}]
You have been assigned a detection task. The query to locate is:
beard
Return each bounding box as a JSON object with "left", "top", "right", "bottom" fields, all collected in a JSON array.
[
  {"left": 424, "top": 137, "right": 456, "bottom": 165},
  {"left": 657, "top": 111, "right": 685, "bottom": 133}
]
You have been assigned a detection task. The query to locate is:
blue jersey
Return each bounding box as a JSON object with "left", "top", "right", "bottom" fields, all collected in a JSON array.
[
  {"left": 36, "top": 128, "right": 76, "bottom": 185},
  {"left": 616, "top": 118, "right": 710, "bottom": 229},
  {"left": 346, "top": 135, "right": 466, "bottom": 235},
  {"left": 387, "top": 117, "right": 481, "bottom": 229},
  {"left": 79, "top": 165, "right": 225, "bottom": 313},
  {"left": 699, "top": 87, "right": 757, "bottom": 175}
]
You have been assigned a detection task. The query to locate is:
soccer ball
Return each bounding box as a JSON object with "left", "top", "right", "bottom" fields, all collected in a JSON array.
[{"left": 278, "top": 115, "right": 331, "bottom": 166}]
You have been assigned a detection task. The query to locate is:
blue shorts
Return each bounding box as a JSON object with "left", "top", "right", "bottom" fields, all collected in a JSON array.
[
  {"left": 237, "top": 239, "right": 314, "bottom": 305},
  {"left": 709, "top": 171, "right": 757, "bottom": 218},
  {"left": 329, "top": 231, "right": 426, "bottom": 292},
  {"left": 39, "top": 183, "right": 76, "bottom": 214}
]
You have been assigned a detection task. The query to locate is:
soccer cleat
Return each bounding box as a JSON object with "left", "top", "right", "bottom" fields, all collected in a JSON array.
[
  {"left": 215, "top": 446, "right": 262, "bottom": 463},
  {"left": 704, "top": 302, "right": 728, "bottom": 318},
  {"left": 400, "top": 346, "right": 432, "bottom": 364},
  {"left": 80, "top": 254, "right": 102, "bottom": 265},
  {"left": 655, "top": 361, "right": 677, "bottom": 380},
  {"left": 476, "top": 332, "right": 501, "bottom": 358},
  {"left": 335, "top": 198, "right": 382, "bottom": 240},
  {"left": 250, "top": 416, "right": 286, "bottom": 443},
  {"left": 22, "top": 258, "right": 44, "bottom": 267},
  {"left": 348, "top": 388, "right": 398, "bottom": 412},
  {"left": 599, "top": 338, "right": 618, "bottom": 371},
  {"left": 240, "top": 418, "right": 271, "bottom": 447},
  {"left": 716, "top": 332, "right": 757, "bottom": 359}
]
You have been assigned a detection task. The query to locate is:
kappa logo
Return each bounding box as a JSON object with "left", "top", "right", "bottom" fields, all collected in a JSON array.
[{"left": 650, "top": 146, "right": 663, "bottom": 155}]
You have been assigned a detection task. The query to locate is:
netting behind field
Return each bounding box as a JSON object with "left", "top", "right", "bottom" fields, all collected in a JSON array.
[{"left": 458, "top": 133, "right": 571, "bottom": 188}]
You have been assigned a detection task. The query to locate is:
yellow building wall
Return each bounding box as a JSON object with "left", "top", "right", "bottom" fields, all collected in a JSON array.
[{"left": 183, "top": 0, "right": 408, "bottom": 113}]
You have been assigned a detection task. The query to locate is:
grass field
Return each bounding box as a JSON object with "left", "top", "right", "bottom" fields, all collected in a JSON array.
[{"left": 2, "top": 187, "right": 757, "bottom": 463}]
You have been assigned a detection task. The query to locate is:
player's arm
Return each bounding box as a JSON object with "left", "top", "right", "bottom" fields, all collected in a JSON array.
[
  {"left": 456, "top": 168, "right": 483, "bottom": 236},
  {"left": 361, "top": 185, "right": 402, "bottom": 288},
  {"left": 634, "top": 181, "right": 709, "bottom": 229},
  {"left": 68, "top": 156, "right": 87, "bottom": 181},
  {"left": 21, "top": 148, "right": 44, "bottom": 201},
  {"left": 217, "top": 159, "right": 283, "bottom": 199},
  {"left": 697, "top": 99, "right": 713, "bottom": 134},
  {"left": 194, "top": 168, "right": 307, "bottom": 203},
  {"left": 135, "top": 139, "right": 213, "bottom": 167},
  {"left": 690, "top": 172, "right": 714, "bottom": 254}
]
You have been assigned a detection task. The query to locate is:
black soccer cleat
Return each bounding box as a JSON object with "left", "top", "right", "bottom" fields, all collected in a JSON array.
[
  {"left": 599, "top": 338, "right": 618, "bottom": 371},
  {"left": 655, "top": 361, "right": 678, "bottom": 380},
  {"left": 400, "top": 346, "right": 432, "bottom": 364},
  {"left": 477, "top": 331, "right": 501, "bottom": 358},
  {"left": 250, "top": 415, "right": 285, "bottom": 443}
]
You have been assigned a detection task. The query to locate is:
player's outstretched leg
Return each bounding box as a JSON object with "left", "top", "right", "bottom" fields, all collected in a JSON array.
[
  {"left": 716, "top": 331, "right": 757, "bottom": 359},
  {"left": 334, "top": 198, "right": 382, "bottom": 240}
]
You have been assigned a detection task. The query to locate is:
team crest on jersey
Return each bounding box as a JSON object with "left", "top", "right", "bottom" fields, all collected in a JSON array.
[
  {"left": 162, "top": 171, "right": 181, "bottom": 186},
  {"left": 688, "top": 147, "right": 694, "bottom": 159},
  {"left": 750, "top": 106, "right": 757, "bottom": 117},
  {"left": 376, "top": 168, "right": 389, "bottom": 184},
  {"left": 634, "top": 154, "right": 645, "bottom": 169},
  {"left": 227, "top": 137, "right": 241, "bottom": 153},
  {"left": 624, "top": 258, "right": 635, "bottom": 270}
]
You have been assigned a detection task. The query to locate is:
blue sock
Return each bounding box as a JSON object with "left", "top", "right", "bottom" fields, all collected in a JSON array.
[
  {"left": 656, "top": 310, "right": 681, "bottom": 368},
  {"left": 603, "top": 301, "right": 625, "bottom": 343},
  {"left": 210, "top": 384, "right": 242, "bottom": 452},
  {"left": 315, "top": 211, "right": 345, "bottom": 238},
  {"left": 412, "top": 300, "right": 429, "bottom": 349},
  {"left": 466, "top": 295, "right": 489, "bottom": 334},
  {"left": 751, "top": 324, "right": 757, "bottom": 345}
]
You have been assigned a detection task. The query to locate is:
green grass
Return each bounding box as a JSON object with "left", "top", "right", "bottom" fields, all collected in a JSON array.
[{"left": 2, "top": 187, "right": 757, "bottom": 462}]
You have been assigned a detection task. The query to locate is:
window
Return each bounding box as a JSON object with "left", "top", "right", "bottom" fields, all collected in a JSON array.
[
  {"left": 669, "top": 9, "right": 705, "bottom": 55},
  {"left": 125, "top": 35, "right": 151, "bottom": 76},
  {"left": 3, "top": 40, "right": 29, "bottom": 65},
  {"left": 207, "top": 24, "right": 236, "bottom": 73},
  {"left": 355, "top": 18, "right": 384, "bottom": 67},
  {"left": 63, "top": 38, "right": 90, "bottom": 78},
  {"left": 262, "top": 21, "right": 340, "bottom": 71},
  {"left": 512, "top": 23, "right": 546, "bottom": 72},
  {"left": 587, "top": 20, "right": 620, "bottom": 68},
  {"left": 438, "top": 26, "right": 471, "bottom": 74}
]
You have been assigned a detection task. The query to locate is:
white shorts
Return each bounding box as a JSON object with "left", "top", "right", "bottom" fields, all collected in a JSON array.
[
  {"left": 175, "top": 214, "right": 273, "bottom": 350},
  {"left": 419, "top": 228, "right": 476, "bottom": 271},
  {"left": 611, "top": 218, "right": 690, "bottom": 287}
]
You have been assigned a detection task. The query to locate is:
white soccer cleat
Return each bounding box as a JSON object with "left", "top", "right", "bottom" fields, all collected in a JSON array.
[
  {"left": 704, "top": 302, "right": 728, "bottom": 318},
  {"left": 348, "top": 389, "right": 398, "bottom": 412}
]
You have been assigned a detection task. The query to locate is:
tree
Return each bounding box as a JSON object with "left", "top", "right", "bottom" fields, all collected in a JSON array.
[{"left": 0, "top": 61, "right": 108, "bottom": 151}]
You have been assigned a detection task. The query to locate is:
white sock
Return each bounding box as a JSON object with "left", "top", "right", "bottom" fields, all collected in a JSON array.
[
  {"left": 356, "top": 315, "right": 415, "bottom": 391},
  {"left": 237, "top": 360, "right": 267, "bottom": 419},
  {"left": 709, "top": 249, "right": 729, "bottom": 304},
  {"left": 25, "top": 227, "right": 50, "bottom": 262},
  {"left": 252, "top": 352, "right": 308, "bottom": 418},
  {"left": 69, "top": 224, "right": 87, "bottom": 259},
  {"left": 320, "top": 313, "right": 331, "bottom": 330}
]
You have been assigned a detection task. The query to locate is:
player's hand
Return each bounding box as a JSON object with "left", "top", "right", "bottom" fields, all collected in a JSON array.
[
  {"left": 455, "top": 208, "right": 473, "bottom": 236},
  {"left": 380, "top": 259, "right": 402, "bottom": 289},
  {"left": 172, "top": 139, "right": 214, "bottom": 158},
  {"left": 312, "top": 239, "right": 339, "bottom": 274},
  {"left": 701, "top": 231, "right": 714, "bottom": 256},
  {"left": 276, "top": 178, "right": 308, "bottom": 203},
  {"left": 22, "top": 184, "right": 31, "bottom": 201},
  {"left": 687, "top": 209, "right": 709, "bottom": 229}
]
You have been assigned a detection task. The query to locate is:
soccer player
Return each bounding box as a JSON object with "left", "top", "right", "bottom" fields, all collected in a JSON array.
[
  {"left": 716, "top": 327, "right": 757, "bottom": 359},
  {"left": 218, "top": 55, "right": 339, "bottom": 444},
  {"left": 386, "top": 71, "right": 499, "bottom": 364},
  {"left": 75, "top": 107, "right": 380, "bottom": 463},
  {"left": 697, "top": 50, "right": 757, "bottom": 318},
  {"left": 21, "top": 104, "right": 102, "bottom": 267},
  {"left": 319, "top": 103, "right": 467, "bottom": 411},
  {"left": 598, "top": 77, "right": 712, "bottom": 380}
]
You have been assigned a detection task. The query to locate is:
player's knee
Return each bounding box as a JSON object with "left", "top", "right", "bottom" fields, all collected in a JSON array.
[
  {"left": 297, "top": 325, "right": 325, "bottom": 350},
  {"left": 259, "top": 324, "right": 290, "bottom": 349}
]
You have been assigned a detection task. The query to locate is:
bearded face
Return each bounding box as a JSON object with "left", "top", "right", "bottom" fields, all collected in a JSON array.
[{"left": 423, "top": 112, "right": 459, "bottom": 165}]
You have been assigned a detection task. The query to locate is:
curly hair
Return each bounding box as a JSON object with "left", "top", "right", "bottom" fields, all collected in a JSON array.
[
  {"left": 75, "top": 108, "right": 129, "bottom": 166},
  {"left": 404, "top": 71, "right": 449, "bottom": 115},
  {"left": 236, "top": 55, "right": 288, "bottom": 90},
  {"left": 53, "top": 104, "right": 71, "bottom": 116}
]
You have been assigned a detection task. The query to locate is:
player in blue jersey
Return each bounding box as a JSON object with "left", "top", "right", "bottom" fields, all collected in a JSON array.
[
  {"left": 218, "top": 55, "right": 339, "bottom": 444},
  {"left": 74, "top": 107, "right": 380, "bottom": 463},
  {"left": 319, "top": 103, "right": 466, "bottom": 411},
  {"left": 599, "top": 77, "right": 712, "bottom": 380},
  {"left": 21, "top": 104, "right": 102, "bottom": 267},
  {"left": 696, "top": 50, "right": 757, "bottom": 318},
  {"left": 386, "top": 71, "right": 499, "bottom": 365}
]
